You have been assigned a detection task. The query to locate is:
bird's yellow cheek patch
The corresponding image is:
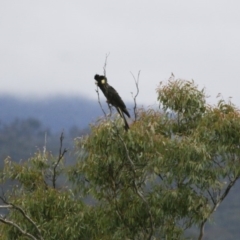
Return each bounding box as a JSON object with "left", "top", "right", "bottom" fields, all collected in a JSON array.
[{"left": 101, "top": 79, "right": 106, "bottom": 84}]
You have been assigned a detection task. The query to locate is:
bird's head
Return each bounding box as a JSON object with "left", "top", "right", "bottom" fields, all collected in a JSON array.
[{"left": 94, "top": 74, "right": 107, "bottom": 86}]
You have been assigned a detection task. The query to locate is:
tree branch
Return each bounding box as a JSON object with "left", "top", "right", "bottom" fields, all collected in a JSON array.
[
  {"left": 198, "top": 176, "right": 239, "bottom": 240},
  {"left": 52, "top": 132, "right": 67, "bottom": 189},
  {"left": 0, "top": 217, "right": 39, "bottom": 240},
  {"left": 0, "top": 197, "right": 43, "bottom": 240},
  {"left": 95, "top": 53, "right": 112, "bottom": 118},
  {"left": 207, "top": 190, "right": 216, "bottom": 205},
  {"left": 0, "top": 204, "right": 12, "bottom": 208},
  {"left": 103, "top": 53, "right": 110, "bottom": 77},
  {"left": 130, "top": 71, "right": 140, "bottom": 121},
  {"left": 95, "top": 87, "right": 107, "bottom": 117},
  {"left": 217, "top": 176, "right": 239, "bottom": 207},
  {"left": 114, "top": 127, "right": 154, "bottom": 240}
]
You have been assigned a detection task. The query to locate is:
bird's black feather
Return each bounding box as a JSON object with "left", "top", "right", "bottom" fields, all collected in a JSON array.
[{"left": 94, "top": 74, "right": 130, "bottom": 130}]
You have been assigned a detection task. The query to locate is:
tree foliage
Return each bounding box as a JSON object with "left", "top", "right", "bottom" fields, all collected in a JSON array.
[{"left": 1, "top": 76, "right": 240, "bottom": 239}]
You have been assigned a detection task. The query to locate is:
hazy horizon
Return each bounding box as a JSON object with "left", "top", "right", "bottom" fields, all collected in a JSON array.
[{"left": 1, "top": 1, "right": 240, "bottom": 105}]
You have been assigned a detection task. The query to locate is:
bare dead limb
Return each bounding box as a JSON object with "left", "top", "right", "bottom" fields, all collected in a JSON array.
[
  {"left": 43, "top": 132, "right": 47, "bottom": 158},
  {"left": 0, "top": 197, "right": 43, "bottom": 240},
  {"left": 103, "top": 53, "right": 113, "bottom": 115},
  {"left": 52, "top": 132, "right": 67, "bottom": 189},
  {"left": 95, "top": 87, "right": 107, "bottom": 117},
  {"left": 95, "top": 53, "right": 112, "bottom": 118},
  {"left": 103, "top": 53, "right": 110, "bottom": 77},
  {"left": 0, "top": 205, "right": 12, "bottom": 208},
  {"left": 96, "top": 53, "right": 113, "bottom": 118},
  {"left": 130, "top": 71, "right": 140, "bottom": 121}
]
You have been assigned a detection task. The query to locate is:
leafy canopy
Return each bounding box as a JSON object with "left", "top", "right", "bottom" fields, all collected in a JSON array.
[{"left": 1, "top": 77, "right": 240, "bottom": 240}]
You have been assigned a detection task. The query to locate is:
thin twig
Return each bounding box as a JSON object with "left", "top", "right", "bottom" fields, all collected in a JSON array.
[
  {"left": 96, "top": 87, "right": 107, "bottom": 117},
  {"left": 130, "top": 71, "right": 140, "bottom": 121},
  {"left": 103, "top": 53, "right": 110, "bottom": 77},
  {"left": 108, "top": 103, "right": 113, "bottom": 116},
  {"left": 43, "top": 132, "right": 47, "bottom": 158},
  {"left": 96, "top": 53, "right": 112, "bottom": 118},
  {"left": 207, "top": 190, "right": 215, "bottom": 205},
  {"left": 103, "top": 53, "right": 113, "bottom": 115},
  {"left": 212, "top": 158, "right": 224, "bottom": 168},
  {"left": 52, "top": 132, "right": 67, "bottom": 189},
  {"left": 227, "top": 173, "right": 233, "bottom": 182}
]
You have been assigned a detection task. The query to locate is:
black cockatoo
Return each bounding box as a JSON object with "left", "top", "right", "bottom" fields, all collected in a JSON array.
[{"left": 94, "top": 74, "right": 130, "bottom": 130}]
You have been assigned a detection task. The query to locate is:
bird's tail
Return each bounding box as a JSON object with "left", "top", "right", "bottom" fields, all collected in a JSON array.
[
  {"left": 122, "top": 114, "right": 130, "bottom": 131},
  {"left": 117, "top": 107, "right": 129, "bottom": 131}
]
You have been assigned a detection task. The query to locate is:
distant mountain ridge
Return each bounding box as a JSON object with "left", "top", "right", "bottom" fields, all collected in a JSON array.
[
  {"left": 0, "top": 95, "right": 240, "bottom": 238},
  {"left": 0, "top": 95, "right": 109, "bottom": 132}
]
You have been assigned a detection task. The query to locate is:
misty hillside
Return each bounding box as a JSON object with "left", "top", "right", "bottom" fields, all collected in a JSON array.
[
  {"left": 0, "top": 95, "right": 135, "bottom": 162},
  {"left": 0, "top": 95, "right": 240, "bottom": 238},
  {"left": 0, "top": 95, "right": 107, "bottom": 132},
  {"left": 0, "top": 95, "right": 105, "bottom": 162}
]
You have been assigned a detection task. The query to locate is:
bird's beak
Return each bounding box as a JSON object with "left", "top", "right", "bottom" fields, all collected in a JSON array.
[{"left": 95, "top": 81, "right": 98, "bottom": 85}]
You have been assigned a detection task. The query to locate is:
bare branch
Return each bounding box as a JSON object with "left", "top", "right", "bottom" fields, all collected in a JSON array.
[
  {"left": 103, "top": 53, "right": 110, "bottom": 77},
  {"left": 130, "top": 71, "right": 141, "bottom": 121},
  {"left": 0, "top": 197, "right": 43, "bottom": 240},
  {"left": 43, "top": 132, "right": 47, "bottom": 158},
  {"left": 212, "top": 158, "right": 224, "bottom": 168},
  {"left": 95, "top": 87, "right": 107, "bottom": 117},
  {"left": 0, "top": 205, "right": 12, "bottom": 208},
  {"left": 207, "top": 190, "right": 216, "bottom": 205},
  {"left": 0, "top": 217, "right": 39, "bottom": 240},
  {"left": 52, "top": 132, "right": 67, "bottom": 189},
  {"left": 227, "top": 173, "right": 234, "bottom": 182},
  {"left": 96, "top": 53, "right": 113, "bottom": 118},
  {"left": 217, "top": 176, "right": 239, "bottom": 207}
]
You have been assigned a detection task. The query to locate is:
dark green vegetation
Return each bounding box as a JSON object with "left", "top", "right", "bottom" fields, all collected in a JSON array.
[
  {"left": 0, "top": 118, "right": 88, "bottom": 165},
  {"left": 0, "top": 78, "right": 240, "bottom": 239}
]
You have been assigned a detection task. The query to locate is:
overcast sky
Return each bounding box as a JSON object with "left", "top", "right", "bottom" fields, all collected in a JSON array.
[{"left": 1, "top": 0, "right": 240, "bottom": 105}]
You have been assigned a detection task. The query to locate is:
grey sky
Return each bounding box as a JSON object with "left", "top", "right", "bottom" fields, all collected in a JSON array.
[{"left": 0, "top": 0, "right": 240, "bottom": 105}]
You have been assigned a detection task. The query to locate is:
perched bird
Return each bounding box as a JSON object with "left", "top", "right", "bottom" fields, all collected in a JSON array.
[{"left": 94, "top": 74, "right": 130, "bottom": 131}]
